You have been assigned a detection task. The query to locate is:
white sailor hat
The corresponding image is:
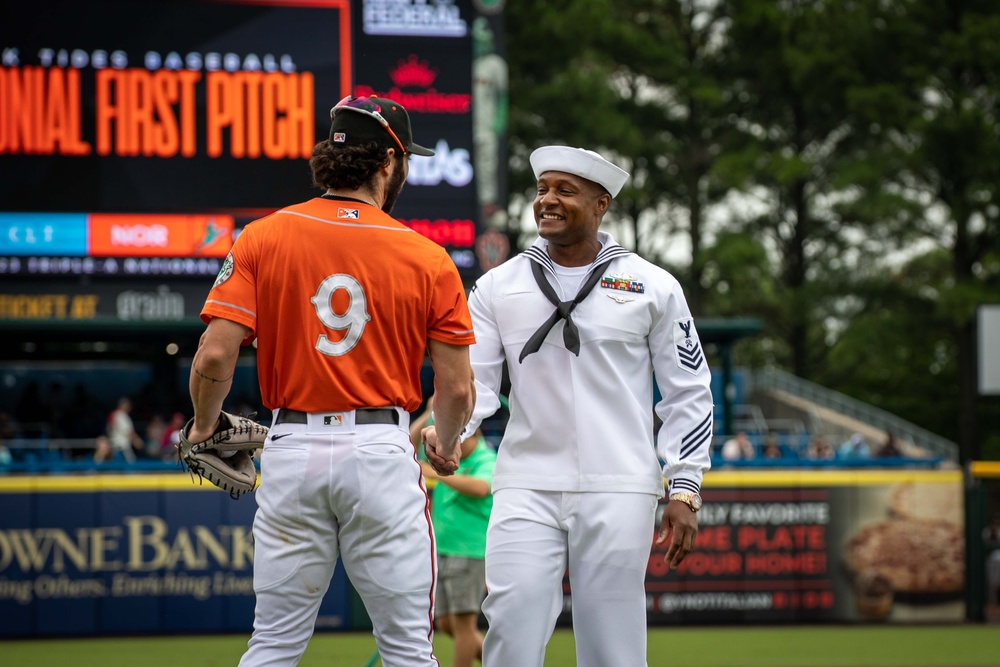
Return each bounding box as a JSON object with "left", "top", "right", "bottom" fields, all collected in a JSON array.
[{"left": 529, "top": 146, "right": 630, "bottom": 198}]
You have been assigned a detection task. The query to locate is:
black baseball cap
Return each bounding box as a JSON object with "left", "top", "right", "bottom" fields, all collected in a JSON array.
[{"left": 329, "top": 95, "right": 434, "bottom": 156}]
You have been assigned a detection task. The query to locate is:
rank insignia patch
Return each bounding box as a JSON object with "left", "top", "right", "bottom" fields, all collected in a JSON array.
[
  {"left": 600, "top": 272, "right": 644, "bottom": 293},
  {"left": 338, "top": 208, "right": 360, "bottom": 219},
  {"left": 673, "top": 317, "right": 704, "bottom": 374}
]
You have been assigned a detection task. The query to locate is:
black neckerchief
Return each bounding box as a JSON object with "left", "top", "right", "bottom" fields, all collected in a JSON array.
[{"left": 518, "top": 258, "right": 615, "bottom": 362}]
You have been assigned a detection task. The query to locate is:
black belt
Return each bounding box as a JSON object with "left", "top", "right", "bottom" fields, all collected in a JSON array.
[{"left": 274, "top": 408, "right": 399, "bottom": 426}]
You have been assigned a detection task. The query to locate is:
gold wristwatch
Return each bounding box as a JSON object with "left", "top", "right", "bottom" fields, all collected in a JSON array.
[{"left": 669, "top": 491, "right": 703, "bottom": 512}]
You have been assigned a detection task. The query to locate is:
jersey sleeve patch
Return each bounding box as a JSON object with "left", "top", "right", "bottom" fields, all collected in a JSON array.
[
  {"left": 673, "top": 317, "right": 704, "bottom": 374},
  {"left": 213, "top": 252, "right": 235, "bottom": 288}
]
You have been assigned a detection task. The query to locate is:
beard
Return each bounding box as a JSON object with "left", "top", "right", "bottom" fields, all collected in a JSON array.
[{"left": 381, "top": 156, "right": 406, "bottom": 214}]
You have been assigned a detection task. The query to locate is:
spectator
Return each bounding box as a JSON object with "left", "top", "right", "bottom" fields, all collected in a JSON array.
[
  {"left": 983, "top": 516, "right": 1000, "bottom": 545},
  {"left": 93, "top": 435, "right": 114, "bottom": 464},
  {"left": 106, "top": 398, "right": 144, "bottom": 462},
  {"left": 762, "top": 435, "right": 783, "bottom": 459},
  {"left": 807, "top": 435, "right": 836, "bottom": 460},
  {"left": 160, "top": 412, "right": 186, "bottom": 461},
  {"left": 838, "top": 433, "right": 871, "bottom": 460},
  {"left": 722, "top": 431, "right": 756, "bottom": 460},
  {"left": 144, "top": 414, "right": 167, "bottom": 458},
  {"left": 877, "top": 430, "right": 903, "bottom": 458}
]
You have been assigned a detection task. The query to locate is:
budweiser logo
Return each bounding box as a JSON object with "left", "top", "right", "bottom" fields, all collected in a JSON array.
[{"left": 390, "top": 55, "right": 437, "bottom": 88}]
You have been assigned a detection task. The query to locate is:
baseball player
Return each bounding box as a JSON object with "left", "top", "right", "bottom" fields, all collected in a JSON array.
[
  {"left": 188, "top": 95, "right": 476, "bottom": 667},
  {"left": 424, "top": 146, "right": 713, "bottom": 667}
]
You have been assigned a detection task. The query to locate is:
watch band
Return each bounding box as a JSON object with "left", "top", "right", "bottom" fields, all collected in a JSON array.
[{"left": 669, "top": 491, "right": 703, "bottom": 512}]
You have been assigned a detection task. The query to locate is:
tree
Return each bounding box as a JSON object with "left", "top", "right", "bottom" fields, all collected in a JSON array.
[
  {"left": 844, "top": 0, "right": 1000, "bottom": 460},
  {"left": 504, "top": 0, "right": 741, "bottom": 309},
  {"left": 819, "top": 249, "right": 960, "bottom": 441},
  {"left": 502, "top": 0, "right": 1000, "bottom": 459},
  {"left": 910, "top": 1, "right": 1000, "bottom": 461},
  {"left": 716, "top": 0, "right": 932, "bottom": 379}
]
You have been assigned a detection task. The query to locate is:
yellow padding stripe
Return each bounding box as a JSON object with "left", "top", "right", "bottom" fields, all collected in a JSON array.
[
  {"left": 970, "top": 460, "right": 1000, "bottom": 479},
  {"left": 0, "top": 469, "right": 960, "bottom": 493},
  {"left": 0, "top": 475, "right": 256, "bottom": 493},
  {"left": 701, "top": 468, "right": 962, "bottom": 487}
]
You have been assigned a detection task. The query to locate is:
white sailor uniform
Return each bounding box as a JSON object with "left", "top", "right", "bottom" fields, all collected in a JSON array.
[{"left": 462, "top": 231, "right": 713, "bottom": 667}]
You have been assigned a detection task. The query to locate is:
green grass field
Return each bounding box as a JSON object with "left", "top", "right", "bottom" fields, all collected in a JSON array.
[{"left": 3, "top": 625, "right": 1000, "bottom": 667}]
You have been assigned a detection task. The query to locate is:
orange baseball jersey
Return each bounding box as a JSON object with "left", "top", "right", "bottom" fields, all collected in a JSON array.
[{"left": 200, "top": 197, "right": 476, "bottom": 413}]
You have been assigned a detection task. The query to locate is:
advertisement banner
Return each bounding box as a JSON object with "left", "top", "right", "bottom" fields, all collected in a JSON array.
[
  {"left": 0, "top": 0, "right": 352, "bottom": 212},
  {"left": 0, "top": 213, "right": 234, "bottom": 258},
  {"left": 1, "top": 469, "right": 965, "bottom": 636},
  {"left": 557, "top": 469, "right": 965, "bottom": 625},
  {"left": 0, "top": 476, "right": 349, "bottom": 637},
  {"left": 0, "top": 280, "right": 211, "bottom": 323},
  {"left": 0, "top": 213, "right": 88, "bottom": 256},
  {"left": 354, "top": 0, "right": 479, "bottom": 274},
  {"left": 88, "top": 214, "right": 233, "bottom": 258}
]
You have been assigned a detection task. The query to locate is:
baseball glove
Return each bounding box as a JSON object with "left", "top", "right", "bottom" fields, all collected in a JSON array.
[{"left": 177, "top": 411, "right": 269, "bottom": 498}]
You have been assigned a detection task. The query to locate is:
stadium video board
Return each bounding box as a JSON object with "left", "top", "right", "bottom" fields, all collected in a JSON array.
[
  {"left": 0, "top": 0, "right": 352, "bottom": 213},
  {"left": 0, "top": 0, "right": 481, "bottom": 282}
]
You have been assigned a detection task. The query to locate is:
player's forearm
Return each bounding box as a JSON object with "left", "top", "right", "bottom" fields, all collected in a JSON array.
[
  {"left": 426, "top": 339, "right": 475, "bottom": 456},
  {"left": 431, "top": 383, "right": 474, "bottom": 456},
  {"left": 189, "top": 325, "right": 242, "bottom": 437},
  {"left": 189, "top": 357, "right": 234, "bottom": 435}
]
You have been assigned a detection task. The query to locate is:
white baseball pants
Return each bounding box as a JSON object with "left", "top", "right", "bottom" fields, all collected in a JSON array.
[
  {"left": 237, "top": 409, "right": 440, "bottom": 667},
  {"left": 482, "top": 488, "right": 657, "bottom": 667}
]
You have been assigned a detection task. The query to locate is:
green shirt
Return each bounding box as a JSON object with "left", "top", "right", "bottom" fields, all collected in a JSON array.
[{"left": 431, "top": 438, "right": 497, "bottom": 558}]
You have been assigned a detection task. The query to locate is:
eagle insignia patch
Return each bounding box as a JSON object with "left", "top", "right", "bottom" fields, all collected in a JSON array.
[{"left": 673, "top": 317, "right": 704, "bottom": 374}]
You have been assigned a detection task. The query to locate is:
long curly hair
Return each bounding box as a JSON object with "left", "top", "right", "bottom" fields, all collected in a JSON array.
[{"left": 309, "top": 140, "right": 390, "bottom": 191}]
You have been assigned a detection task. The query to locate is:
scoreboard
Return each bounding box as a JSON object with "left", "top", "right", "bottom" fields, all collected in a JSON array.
[
  {"left": 0, "top": 0, "right": 483, "bottom": 285},
  {"left": 0, "top": 0, "right": 490, "bottom": 335}
]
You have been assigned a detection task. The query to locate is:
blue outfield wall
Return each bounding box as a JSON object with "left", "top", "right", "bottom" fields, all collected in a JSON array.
[
  {"left": 0, "top": 476, "right": 349, "bottom": 637},
  {"left": 0, "top": 468, "right": 966, "bottom": 637}
]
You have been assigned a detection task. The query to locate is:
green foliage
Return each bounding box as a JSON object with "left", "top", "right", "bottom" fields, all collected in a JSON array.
[{"left": 505, "top": 0, "right": 1000, "bottom": 457}]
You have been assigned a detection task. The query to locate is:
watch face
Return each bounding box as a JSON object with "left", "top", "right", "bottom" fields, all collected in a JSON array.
[{"left": 690, "top": 493, "right": 703, "bottom": 511}]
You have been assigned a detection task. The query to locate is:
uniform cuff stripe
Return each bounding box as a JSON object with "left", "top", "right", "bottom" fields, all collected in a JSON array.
[{"left": 669, "top": 478, "right": 701, "bottom": 494}]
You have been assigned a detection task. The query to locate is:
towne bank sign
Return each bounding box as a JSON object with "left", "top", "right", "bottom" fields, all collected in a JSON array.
[{"left": 0, "top": 476, "right": 350, "bottom": 636}]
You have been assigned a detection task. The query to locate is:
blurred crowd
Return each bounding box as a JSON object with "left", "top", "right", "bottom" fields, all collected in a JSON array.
[
  {"left": 0, "top": 379, "right": 263, "bottom": 469},
  {"left": 715, "top": 429, "right": 927, "bottom": 464},
  {"left": 1, "top": 379, "right": 935, "bottom": 471}
]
